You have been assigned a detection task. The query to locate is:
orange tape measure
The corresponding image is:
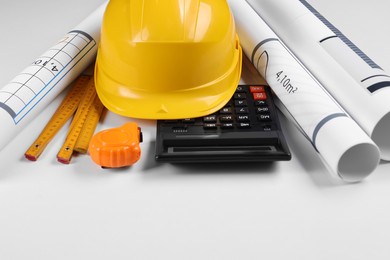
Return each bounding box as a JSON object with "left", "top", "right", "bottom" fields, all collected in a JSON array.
[
  {"left": 89, "top": 122, "right": 142, "bottom": 168},
  {"left": 25, "top": 75, "right": 104, "bottom": 163}
]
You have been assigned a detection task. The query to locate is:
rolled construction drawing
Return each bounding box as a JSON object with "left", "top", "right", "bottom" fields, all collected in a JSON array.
[
  {"left": 0, "top": 1, "right": 108, "bottom": 151},
  {"left": 228, "top": 0, "right": 380, "bottom": 182},
  {"left": 246, "top": 0, "right": 390, "bottom": 160}
]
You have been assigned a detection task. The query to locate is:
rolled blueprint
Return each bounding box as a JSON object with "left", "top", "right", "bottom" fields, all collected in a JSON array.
[
  {"left": 246, "top": 0, "right": 390, "bottom": 160},
  {"left": 228, "top": 0, "right": 380, "bottom": 182},
  {"left": 0, "top": 1, "right": 108, "bottom": 151}
]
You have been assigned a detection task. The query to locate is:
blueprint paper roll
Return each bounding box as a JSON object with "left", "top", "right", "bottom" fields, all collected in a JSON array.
[
  {"left": 0, "top": 1, "right": 108, "bottom": 151},
  {"left": 228, "top": 0, "right": 380, "bottom": 182},
  {"left": 246, "top": 0, "right": 390, "bottom": 160}
]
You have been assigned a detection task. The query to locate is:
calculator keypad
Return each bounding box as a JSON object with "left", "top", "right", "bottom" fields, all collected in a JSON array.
[
  {"left": 199, "top": 85, "right": 273, "bottom": 131},
  {"left": 156, "top": 85, "right": 291, "bottom": 162},
  {"left": 161, "top": 85, "right": 277, "bottom": 132}
]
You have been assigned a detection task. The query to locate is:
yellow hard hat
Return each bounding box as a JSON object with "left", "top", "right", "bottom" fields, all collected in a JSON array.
[{"left": 95, "top": 0, "right": 242, "bottom": 119}]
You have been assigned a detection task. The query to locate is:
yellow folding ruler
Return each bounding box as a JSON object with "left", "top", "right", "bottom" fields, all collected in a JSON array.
[{"left": 25, "top": 75, "right": 104, "bottom": 163}]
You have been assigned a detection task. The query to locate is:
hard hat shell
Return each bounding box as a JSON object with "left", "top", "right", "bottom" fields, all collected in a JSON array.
[{"left": 95, "top": 0, "right": 242, "bottom": 119}]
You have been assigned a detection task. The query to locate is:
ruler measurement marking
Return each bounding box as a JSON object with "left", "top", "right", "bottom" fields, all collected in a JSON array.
[
  {"left": 74, "top": 96, "right": 104, "bottom": 153},
  {"left": 24, "top": 75, "right": 90, "bottom": 161},
  {"left": 57, "top": 77, "right": 97, "bottom": 163}
]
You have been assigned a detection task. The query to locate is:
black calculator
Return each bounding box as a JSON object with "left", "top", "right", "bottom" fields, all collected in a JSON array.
[{"left": 155, "top": 85, "right": 291, "bottom": 162}]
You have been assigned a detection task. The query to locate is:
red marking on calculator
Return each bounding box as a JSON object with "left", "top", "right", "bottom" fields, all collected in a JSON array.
[
  {"left": 253, "top": 92, "right": 267, "bottom": 100},
  {"left": 249, "top": 86, "right": 265, "bottom": 93}
]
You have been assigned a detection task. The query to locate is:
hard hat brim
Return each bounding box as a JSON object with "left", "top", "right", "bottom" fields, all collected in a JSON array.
[{"left": 94, "top": 46, "right": 242, "bottom": 120}]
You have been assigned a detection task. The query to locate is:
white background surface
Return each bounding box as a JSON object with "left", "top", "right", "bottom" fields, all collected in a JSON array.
[{"left": 1, "top": 0, "right": 390, "bottom": 259}]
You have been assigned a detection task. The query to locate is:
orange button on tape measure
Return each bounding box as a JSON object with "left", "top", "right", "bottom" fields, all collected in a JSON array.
[{"left": 89, "top": 122, "right": 142, "bottom": 168}]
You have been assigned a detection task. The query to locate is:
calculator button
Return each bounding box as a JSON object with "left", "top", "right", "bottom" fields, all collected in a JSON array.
[
  {"left": 255, "top": 100, "right": 267, "bottom": 106},
  {"left": 258, "top": 114, "right": 271, "bottom": 121},
  {"left": 234, "top": 93, "right": 247, "bottom": 100},
  {"left": 221, "top": 123, "right": 234, "bottom": 129},
  {"left": 253, "top": 92, "right": 267, "bottom": 100},
  {"left": 204, "top": 115, "right": 217, "bottom": 122},
  {"left": 235, "top": 100, "right": 247, "bottom": 107},
  {"left": 237, "top": 115, "right": 250, "bottom": 122},
  {"left": 220, "top": 107, "right": 232, "bottom": 114},
  {"left": 235, "top": 107, "right": 249, "bottom": 114},
  {"left": 256, "top": 107, "right": 269, "bottom": 113},
  {"left": 250, "top": 86, "right": 265, "bottom": 93},
  {"left": 235, "top": 86, "right": 245, "bottom": 92},
  {"left": 238, "top": 122, "right": 251, "bottom": 128},
  {"left": 220, "top": 115, "right": 234, "bottom": 122},
  {"left": 204, "top": 123, "right": 217, "bottom": 129}
]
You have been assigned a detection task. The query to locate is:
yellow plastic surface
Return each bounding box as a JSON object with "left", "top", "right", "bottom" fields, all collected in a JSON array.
[{"left": 95, "top": 0, "right": 242, "bottom": 119}]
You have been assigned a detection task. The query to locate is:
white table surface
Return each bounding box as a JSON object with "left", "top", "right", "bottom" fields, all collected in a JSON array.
[{"left": 1, "top": 0, "right": 390, "bottom": 259}]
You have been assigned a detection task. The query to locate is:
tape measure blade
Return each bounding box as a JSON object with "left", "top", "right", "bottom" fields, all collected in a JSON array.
[
  {"left": 57, "top": 80, "right": 97, "bottom": 164},
  {"left": 24, "top": 75, "right": 90, "bottom": 161},
  {"left": 74, "top": 96, "right": 105, "bottom": 154}
]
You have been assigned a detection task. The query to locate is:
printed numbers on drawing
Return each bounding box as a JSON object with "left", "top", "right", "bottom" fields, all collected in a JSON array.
[
  {"left": 33, "top": 58, "right": 61, "bottom": 73},
  {"left": 275, "top": 70, "right": 298, "bottom": 94},
  {"left": 33, "top": 59, "right": 43, "bottom": 65}
]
